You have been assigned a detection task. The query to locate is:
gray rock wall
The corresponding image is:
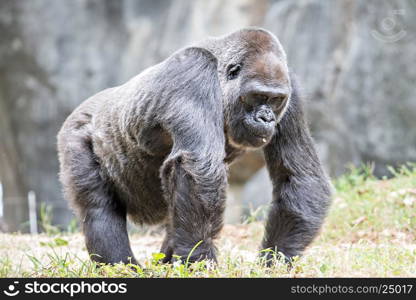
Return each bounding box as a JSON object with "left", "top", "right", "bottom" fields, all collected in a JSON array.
[
  {"left": 265, "top": 0, "right": 416, "bottom": 176},
  {"left": 0, "top": 0, "right": 415, "bottom": 229}
]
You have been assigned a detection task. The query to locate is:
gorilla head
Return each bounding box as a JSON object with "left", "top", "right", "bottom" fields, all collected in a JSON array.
[{"left": 200, "top": 29, "right": 291, "bottom": 148}]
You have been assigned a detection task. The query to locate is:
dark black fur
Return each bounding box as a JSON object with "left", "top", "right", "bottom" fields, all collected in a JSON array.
[
  {"left": 261, "top": 76, "right": 331, "bottom": 264},
  {"left": 57, "top": 28, "right": 331, "bottom": 265}
]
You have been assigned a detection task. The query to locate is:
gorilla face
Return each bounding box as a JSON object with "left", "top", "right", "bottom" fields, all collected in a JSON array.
[{"left": 216, "top": 30, "right": 291, "bottom": 149}]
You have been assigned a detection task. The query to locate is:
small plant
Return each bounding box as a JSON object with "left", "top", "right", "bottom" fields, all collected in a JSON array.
[
  {"left": 66, "top": 218, "right": 79, "bottom": 233},
  {"left": 39, "top": 203, "right": 61, "bottom": 235},
  {"left": 334, "top": 162, "right": 375, "bottom": 191},
  {"left": 151, "top": 252, "right": 166, "bottom": 265},
  {"left": 40, "top": 237, "right": 69, "bottom": 247},
  {"left": 242, "top": 204, "right": 268, "bottom": 224}
]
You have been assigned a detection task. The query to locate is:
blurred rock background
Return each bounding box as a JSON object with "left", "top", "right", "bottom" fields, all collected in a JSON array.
[{"left": 1, "top": 0, "right": 415, "bottom": 231}]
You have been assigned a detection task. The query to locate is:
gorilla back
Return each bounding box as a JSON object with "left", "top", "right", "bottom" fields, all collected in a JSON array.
[{"left": 57, "top": 28, "right": 331, "bottom": 265}]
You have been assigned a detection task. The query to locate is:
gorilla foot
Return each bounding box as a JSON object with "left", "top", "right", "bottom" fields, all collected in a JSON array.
[
  {"left": 259, "top": 249, "right": 294, "bottom": 269},
  {"left": 161, "top": 242, "right": 217, "bottom": 265}
]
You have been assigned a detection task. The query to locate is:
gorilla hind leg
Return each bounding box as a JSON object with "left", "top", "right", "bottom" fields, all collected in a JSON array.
[
  {"left": 59, "top": 135, "right": 136, "bottom": 265},
  {"left": 82, "top": 194, "right": 136, "bottom": 265}
]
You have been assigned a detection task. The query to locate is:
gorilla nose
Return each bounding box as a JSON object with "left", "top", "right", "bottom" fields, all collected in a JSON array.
[{"left": 255, "top": 110, "right": 275, "bottom": 123}]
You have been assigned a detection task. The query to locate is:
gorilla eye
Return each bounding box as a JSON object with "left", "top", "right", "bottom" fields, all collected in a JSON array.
[
  {"left": 227, "top": 64, "right": 241, "bottom": 80},
  {"left": 272, "top": 94, "right": 288, "bottom": 103},
  {"left": 268, "top": 94, "right": 288, "bottom": 110}
]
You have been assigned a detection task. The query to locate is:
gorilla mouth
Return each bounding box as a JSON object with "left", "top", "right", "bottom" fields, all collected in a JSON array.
[
  {"left": 254, "top": 133, "right": 269, "bottom": 143},
  {"left": 252, "top": 132, "right": 272, "bottom": 145},
  {"left": 242, "top": 119, "right": 274, "bottom": 144}
]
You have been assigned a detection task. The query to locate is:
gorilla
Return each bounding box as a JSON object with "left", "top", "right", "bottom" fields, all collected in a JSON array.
[{"left": 57, "top": 28, "right": 331, "bottom": 265}]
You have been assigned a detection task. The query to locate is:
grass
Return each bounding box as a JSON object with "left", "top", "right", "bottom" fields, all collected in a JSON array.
[{"left": 0, "top": 163, "right": 415, "bottom": 277}]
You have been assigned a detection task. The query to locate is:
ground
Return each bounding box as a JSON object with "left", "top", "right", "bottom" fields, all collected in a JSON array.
[{"left": 0, "top": 164, "right": 415, "bottom": 277}]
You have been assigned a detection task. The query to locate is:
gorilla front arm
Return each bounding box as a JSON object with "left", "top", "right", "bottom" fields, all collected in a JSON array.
[
  {"left": 158, "top": 48, "right": 227, "bottom": 262},
  {"left": 261, "top": 76, "right": 332, "bottom": 263}
]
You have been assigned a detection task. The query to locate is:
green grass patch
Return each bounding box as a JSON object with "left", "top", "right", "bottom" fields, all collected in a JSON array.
[{"left": 0, "top": 163, "right": 415, "bottom": 277}]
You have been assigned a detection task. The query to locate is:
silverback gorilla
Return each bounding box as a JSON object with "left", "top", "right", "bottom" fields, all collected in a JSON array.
[{"left": 57, "top": 28, "right": 331, "bottom": 265}]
